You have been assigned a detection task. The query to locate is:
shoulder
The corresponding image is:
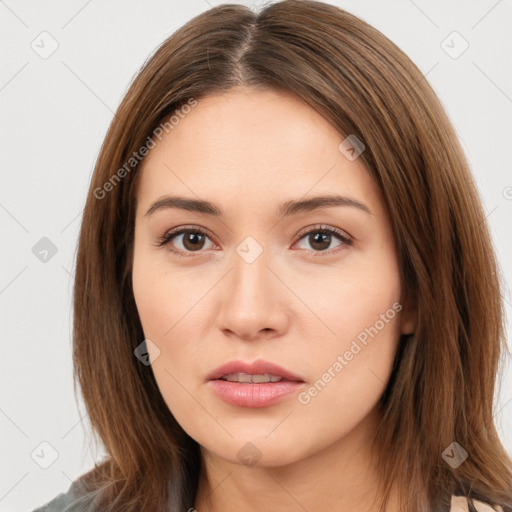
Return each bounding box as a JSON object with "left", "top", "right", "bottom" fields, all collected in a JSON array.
[
  {"left": 450, "top": 495, "right": 504, "bottom": 512},
  {"left": 31, "top": 474, "right": 102, "bottom": 512}
]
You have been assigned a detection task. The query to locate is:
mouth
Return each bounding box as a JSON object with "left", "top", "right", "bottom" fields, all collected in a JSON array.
[
  {"left": 207, "top": 360, "right": 305, "bottom": 408},
  {"left": 207, "top": 359, "right": 305, "bottom": 383},
  {"left": 218, "top": 372, "right": 286, "bottom": 383}
]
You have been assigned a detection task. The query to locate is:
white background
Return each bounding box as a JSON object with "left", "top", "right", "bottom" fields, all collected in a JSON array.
[{"left": 1, "top": 1, "right": 511, "bottom": 510}]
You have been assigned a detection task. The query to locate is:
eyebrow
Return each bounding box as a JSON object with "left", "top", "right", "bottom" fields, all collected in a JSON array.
[{"left": 144, "top": 194, "right": 372, "bottom": 218}]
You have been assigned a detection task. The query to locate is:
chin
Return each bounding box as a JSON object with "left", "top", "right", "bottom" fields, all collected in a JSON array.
[{"left": 199, "top": 433, "right": 312, "bottom": 469}]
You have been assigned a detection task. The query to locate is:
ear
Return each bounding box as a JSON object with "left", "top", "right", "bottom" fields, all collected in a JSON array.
[{"left": 399, "top": 293, "right": 417, "bottom": 335}]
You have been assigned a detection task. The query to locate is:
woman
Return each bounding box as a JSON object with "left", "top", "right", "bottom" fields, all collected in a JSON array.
[{"left": 33, "top": 1, "right": 512, "bottom": 511}]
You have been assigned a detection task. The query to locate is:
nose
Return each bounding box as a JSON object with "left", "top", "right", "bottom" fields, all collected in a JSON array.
[{"left": 216, "top": 248, "right": 290, "bottom": 341}]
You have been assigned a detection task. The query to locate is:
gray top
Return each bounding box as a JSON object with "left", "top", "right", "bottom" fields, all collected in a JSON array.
[
  {"left": 32, "top": 481, "right": 502, "bottom": 512},
  {"left": 31, "top": 477, "right": 101, "bottom": 512}
]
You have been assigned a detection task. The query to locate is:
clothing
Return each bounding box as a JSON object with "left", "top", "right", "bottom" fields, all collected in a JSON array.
[
  {"left": 31, "top": 476, "right": 100, "bottom": 512},
  {"left": 450, "top": 495, "right": 504, "bottom": 512},
  {"left": 32, "top": 479, "right": 504, "bottom": 512}
]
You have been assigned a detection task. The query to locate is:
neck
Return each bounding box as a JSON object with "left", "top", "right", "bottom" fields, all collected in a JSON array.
[{"left": 193, "top": 406, "right": 399, "bottom": 512}]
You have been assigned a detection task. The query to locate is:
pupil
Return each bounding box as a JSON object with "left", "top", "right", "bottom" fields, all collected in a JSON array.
[
  {"left": 184, "top": 232, "right": 204, "bottom": 250},
  {"left": 311, "top": 232, "right": 330, "bottom": 250}
]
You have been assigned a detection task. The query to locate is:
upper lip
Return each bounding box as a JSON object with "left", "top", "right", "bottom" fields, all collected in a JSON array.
[{"left": 207, "top": 359, "right": 305, "bottom": 382}]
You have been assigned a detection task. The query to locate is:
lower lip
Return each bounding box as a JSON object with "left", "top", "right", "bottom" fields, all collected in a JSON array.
[{"left": 208, "top": 379, "right": 304, "bottom": 408}]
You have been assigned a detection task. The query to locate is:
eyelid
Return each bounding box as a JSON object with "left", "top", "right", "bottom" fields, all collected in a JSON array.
[
  {"left": 154, "top": 224, "right": 218, "bottom": 249},
  {"left": 294, "top": 224, "right": 352, "bottom": 243}
]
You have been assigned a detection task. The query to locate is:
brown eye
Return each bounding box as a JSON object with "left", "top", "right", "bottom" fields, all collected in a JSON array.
[
  {"left": 294, "top": 226, "right": 352, "bottom": 253},
  {"left": 157, "top": 227, "right": 215, "bottom": 256},
  {"left": 179, "top": 231, "right": 207, "bottom": 251}
]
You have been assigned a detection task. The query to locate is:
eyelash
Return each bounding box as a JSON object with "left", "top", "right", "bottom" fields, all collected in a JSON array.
[{"left": 154, "top": 224, "right": 353, "bottom": 259}]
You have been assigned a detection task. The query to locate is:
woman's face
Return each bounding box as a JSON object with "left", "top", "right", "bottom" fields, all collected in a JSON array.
[{"left": 132, "top": 87, "right": 415, "bottom": 467}]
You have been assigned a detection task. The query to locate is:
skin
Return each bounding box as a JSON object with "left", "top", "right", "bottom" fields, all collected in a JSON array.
[{"left": 131, "top": 87, "right": 416, "bottom": 512}]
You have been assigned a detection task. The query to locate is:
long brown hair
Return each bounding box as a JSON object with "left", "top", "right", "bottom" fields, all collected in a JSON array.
[{"left": 72, "top": 1, "right": 512, "bottom": 510}]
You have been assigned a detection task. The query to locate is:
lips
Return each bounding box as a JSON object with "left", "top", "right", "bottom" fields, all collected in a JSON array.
[
  {"left": 207, "top": 359, "right": 305, "bottom": 383},
  {"left": 207, "top": 360, "right": 306, "bottom": 408}
]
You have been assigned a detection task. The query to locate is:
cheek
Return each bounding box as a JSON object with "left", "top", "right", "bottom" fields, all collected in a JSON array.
[
  {"left": 330, "top": 274, "right": 402, "bottom": 348},
  {"left": 293, "top": 271, "right": 403, "bottom": 449},
  {"left": 132, "top": 265, "right": 169, "bottom": 340},
  {"left": 296, "top": 247, "right": 403, "bottom": 401},
  {"left": 131, "top": 241, "right": 196, "bottom": 340},
  {"left": 131, "top": 255, "right": 204, "bottom": 423},
  {"left": 294, "top": 243, "right": 402, "bottom": 349},
  {"left": 131, "top": 244, "right": 213, "bottom": 381}
]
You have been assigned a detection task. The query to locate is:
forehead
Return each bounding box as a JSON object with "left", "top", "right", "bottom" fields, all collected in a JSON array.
[{"left": 136, "top": 88, "right": 383, "bottom": 217}]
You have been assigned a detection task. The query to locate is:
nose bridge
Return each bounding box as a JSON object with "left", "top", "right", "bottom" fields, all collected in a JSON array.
[
  {"left": 229, "top": 244, "right": 274, "bottom": 314},
  {"left": 217, "top": 240, "right": 289, "bottom": 339}
]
